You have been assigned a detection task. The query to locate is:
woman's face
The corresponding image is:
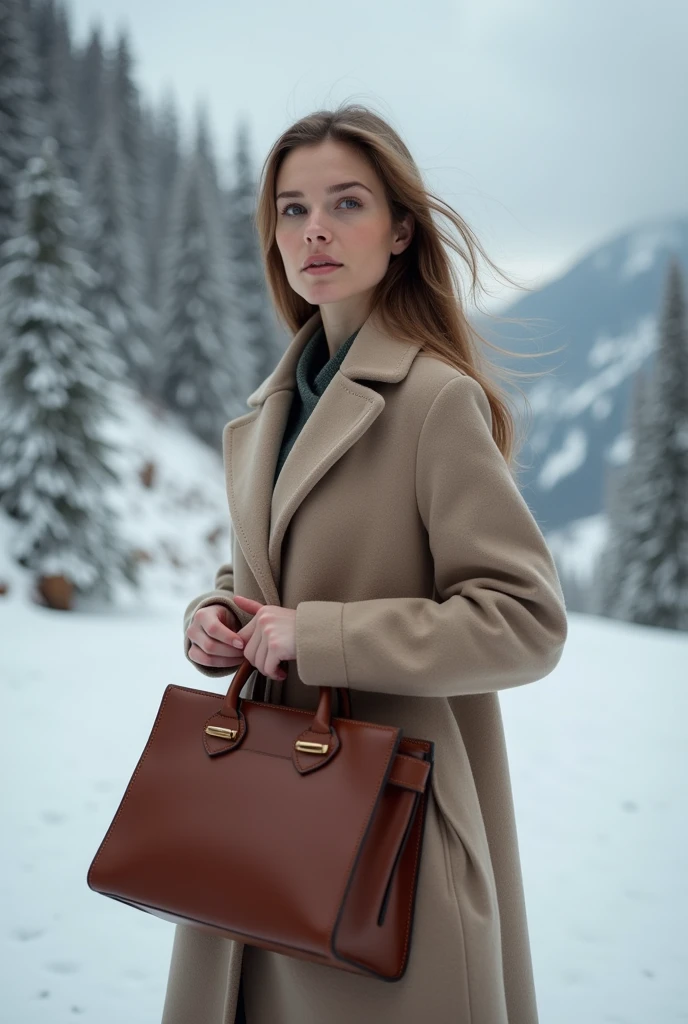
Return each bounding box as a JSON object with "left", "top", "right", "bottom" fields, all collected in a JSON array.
[{"left": 274, "top": 139, "right": 412, "bottom": 310}]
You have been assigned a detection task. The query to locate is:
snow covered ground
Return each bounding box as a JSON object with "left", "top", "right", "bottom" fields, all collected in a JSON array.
[
  {"left": 1, "top": 391, "right": 687, "bottom": 1022},
  {"left": 2, "top": 597, "right": 687, "bottom": 1023}
]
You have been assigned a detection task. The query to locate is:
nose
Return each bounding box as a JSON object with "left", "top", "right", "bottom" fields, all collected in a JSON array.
[
  {"left": 304, "top": 208, "right": 333, "bottom": 243},
  {"left": 305, "top": 226, "right": 331, "bottom": 243}
]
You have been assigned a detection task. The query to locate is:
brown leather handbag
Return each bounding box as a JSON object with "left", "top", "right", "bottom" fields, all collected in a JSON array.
[{"left": 87, "top": 657, "right": 434, "bottom": 980}]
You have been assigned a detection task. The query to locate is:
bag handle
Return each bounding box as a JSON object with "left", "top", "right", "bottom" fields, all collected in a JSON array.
[
  {"left": 222, "top": 656, "right": 351, "bottom": 720},
  {"left": 202, "top": 657, "right": 349, "bottom": 774}
]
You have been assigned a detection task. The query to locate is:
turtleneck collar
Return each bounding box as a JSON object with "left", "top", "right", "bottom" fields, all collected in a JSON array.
[
  {"left": 272, "top": 321, "right": 363, "bottom": 487},
  {"left": 295, "top": 323, "right": 361, "bottom": 415}
]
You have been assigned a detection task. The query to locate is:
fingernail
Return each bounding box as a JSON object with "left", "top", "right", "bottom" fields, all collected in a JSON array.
[{"left": 233, "top": 639, "right": 244, "bottom": 648}]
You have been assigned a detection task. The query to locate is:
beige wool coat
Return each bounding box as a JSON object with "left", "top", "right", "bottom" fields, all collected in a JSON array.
[{"left": 161, "top": 308, "right": 568, "bottom": 1024}]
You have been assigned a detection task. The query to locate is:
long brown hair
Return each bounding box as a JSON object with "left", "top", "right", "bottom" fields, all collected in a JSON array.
[{"left": 254, "top": 102, "right": 564, "bottom": 469}]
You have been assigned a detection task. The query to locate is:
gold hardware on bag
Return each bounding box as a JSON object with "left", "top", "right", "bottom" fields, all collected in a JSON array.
[
  {"left": 205, "top": 725, "right": 238, "bottom": 739},
  {"left": 295, "top": 740, "right": 329, "bottom": 754}
]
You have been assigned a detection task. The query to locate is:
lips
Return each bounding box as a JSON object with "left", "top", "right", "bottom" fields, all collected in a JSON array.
[
  {"left": 302, "top": 256, "right": 343, "bottom": 269},
  {"left": 303, "top": 263, "right": 342, "bottom": 276}
]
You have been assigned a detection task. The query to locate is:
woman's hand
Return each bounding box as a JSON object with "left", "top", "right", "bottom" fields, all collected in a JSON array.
[
  {"left": 187, "top": 604, "right": 246, "bottom": 671},
  {"left": 233, "top": 595, "right": 296, "bottom": 682}
]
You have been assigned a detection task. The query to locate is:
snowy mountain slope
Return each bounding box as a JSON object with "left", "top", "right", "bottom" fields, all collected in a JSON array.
[
  {"left": 541, "top": 512, "right": 607, "bottom": 592},
  {"left": 1, "top": 602, "right": 686, "bottom": 1024},
  {"left": 0, "top": 379, "right": 238, "bottom": 615},
  {"left": 475, "top": 215, "right": 688, "bottom": 534}
]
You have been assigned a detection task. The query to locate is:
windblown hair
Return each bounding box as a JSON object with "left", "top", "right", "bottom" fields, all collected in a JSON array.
[{"left": 254, "top": 102, "right": 563, "bottom": 469}]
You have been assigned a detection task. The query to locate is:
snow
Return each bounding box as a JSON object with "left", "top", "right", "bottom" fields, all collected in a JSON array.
[
  {"left": 2, "top": 587, "right": 687, "bottom": 1022},
  {"left": 606, "top": 429, "right": 633, "bottom": 467},
  {"left": 525, "top": 315, "right": 659, "bottom": 492},
  {"left": 620, "top": 222, "right": 685, "bottom": 281},
  {"left": 538, "top": 425, "right": 588, "bottom": 490},
  {"left": 545, "top": 513, "right": 608, "bottom": 587},
  {"left": 562, "top": 316, "right": 657, "bottom": 420},
  {"left": 507, "top": 612, "right": 688, "bottom": 1023}
]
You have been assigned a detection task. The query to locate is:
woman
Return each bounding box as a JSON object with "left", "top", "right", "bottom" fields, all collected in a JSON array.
[{"left": 162, "top": 104, "right": 568, "bottom": 1024}]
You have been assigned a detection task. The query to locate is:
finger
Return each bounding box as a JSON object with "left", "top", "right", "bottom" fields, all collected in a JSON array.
[
  {"left": 202, "top": 617, "right": 247, "bottom": 650},
  {"left": 239, "top": 621, "right": 260, "bottom": 668},
  {"left": 188, "top": 643, "right": 245, "bottom": 668},
  {"left": 235, "top": 617, "right": 258, "bottom": 648},
  {"left": 257, "top": 637, "right": 287, "bottom": 682},
  {"left": 264, "top": 649, "right": 288, "bottom": 680},
  {"left": 190, "top": 624, "right": 243, "bottom": 657},
  {"left": 233, "top": 595, "right": 264, "bottom": 611},
  {"left": 254, "top": 634, "right": 271, "bottom": 679}
]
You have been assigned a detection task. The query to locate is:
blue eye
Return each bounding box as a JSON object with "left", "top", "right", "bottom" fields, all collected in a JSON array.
[{"left": 280, "top": 197, "right": 362, "bottom": 216}]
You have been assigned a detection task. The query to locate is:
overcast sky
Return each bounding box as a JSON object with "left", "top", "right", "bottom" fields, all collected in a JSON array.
[{"left": 68, "top": 0, "right": 688, "bottom": 313}]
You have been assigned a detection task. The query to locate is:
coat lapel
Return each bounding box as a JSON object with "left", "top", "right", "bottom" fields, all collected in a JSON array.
[{"left": 223, "top": 308, "right": 422, "bottom": 605}]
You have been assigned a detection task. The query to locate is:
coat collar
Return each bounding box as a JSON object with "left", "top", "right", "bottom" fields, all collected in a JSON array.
[{"left": 223, "top": 307, "right": 422, "bottom": 606}]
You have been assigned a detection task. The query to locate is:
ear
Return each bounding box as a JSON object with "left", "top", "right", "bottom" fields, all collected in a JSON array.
[{"left": 391, "top": 211, "right": 414, "bottom": 257}]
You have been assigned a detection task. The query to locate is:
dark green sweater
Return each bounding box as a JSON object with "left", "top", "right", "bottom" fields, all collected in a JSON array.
[{"left": 273, "top": 322, "right": 361, "bottom": 485}]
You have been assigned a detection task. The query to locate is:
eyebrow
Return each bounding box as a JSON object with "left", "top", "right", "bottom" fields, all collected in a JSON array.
[{"left": 275, "top": 180, "right": 374, "bottom": 201}]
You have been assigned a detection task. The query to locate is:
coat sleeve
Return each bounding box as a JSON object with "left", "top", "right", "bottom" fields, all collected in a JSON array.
[
  {"left": 183, "top": 560, "right": 255, "bottom": 678},
  {"left": 294, "top": 374, "right": 568, "bottom": 697}
]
